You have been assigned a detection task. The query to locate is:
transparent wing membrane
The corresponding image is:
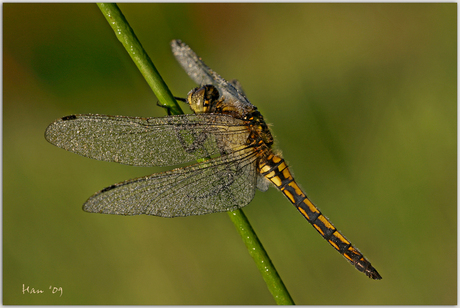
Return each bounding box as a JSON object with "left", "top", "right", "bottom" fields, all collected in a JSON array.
[
  {"left": 171, "top": 40, "right": 253, "bottom": 112},
  {"left": 45, "top": 114, "right": 249, "bottom": 167},
  {"left": 83, "top": 147, "right": 259, "bottom": 217}
]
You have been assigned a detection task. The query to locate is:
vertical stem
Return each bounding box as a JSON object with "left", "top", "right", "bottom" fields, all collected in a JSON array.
[
  {"left": 97, "top": 3, "right": 294, "bottom": 305},
  {"left": 228, "top": 210, "right": 294, "bottom": 305},
  {"left": 97, "top": 3, "right": 182, "bottom": 115}
]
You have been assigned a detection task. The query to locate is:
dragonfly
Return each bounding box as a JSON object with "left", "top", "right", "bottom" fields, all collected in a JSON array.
[{"left": 45, "top": 39, "right": 381, "bottom": 280}]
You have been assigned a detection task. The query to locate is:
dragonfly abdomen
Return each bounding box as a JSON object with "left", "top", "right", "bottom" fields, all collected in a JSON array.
[{"left": 259, "top": 153, "right": 382, "bottom": 280}]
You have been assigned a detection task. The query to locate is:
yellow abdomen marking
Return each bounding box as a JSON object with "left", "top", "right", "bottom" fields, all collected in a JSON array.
[
  {"left": 328, "top": 239, "right": 340, "bottom": 251},
  {"left": 297, "top": 207, "right": 308, "bottom": 218},
  {"left": 333, "top": 230, "right": 351, "bottom": 245},
  {"left": 317, "top": 215, "right": 335, "bottom": 230},
  {"left": 270, "top": 175, "right": 283, "bottom": 188},
  {"left": 302, "top": 198, "right": 320, "bottom": 215},
  {"left": 287, "top": 181, "right": 303, "bottom": 197},
  {"left": 282, "top": 188, "right": 295, "bottom": 204}
]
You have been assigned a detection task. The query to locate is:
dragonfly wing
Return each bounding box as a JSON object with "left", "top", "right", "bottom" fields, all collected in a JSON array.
[
  {"left": 45, "top": 114, "right": 249, "bottom": 167},
  {"left": 82, "top": 147, "right": 259, "bottom": 217},
  {"left": 229, "top": 79, "right": 247, "bottom": 97},
  {"left": 171, "top": 40, "right": 253, "bottom": 109},
  {"left": 256, "top": 174, "right": 270, "bottom": 192}
]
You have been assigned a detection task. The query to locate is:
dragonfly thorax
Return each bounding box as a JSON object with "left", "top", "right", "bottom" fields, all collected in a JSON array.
[
  {"left": 243, "top": 111, "right": 274, "bottom": 148},
  {"left": 188, "top": 85, "right": 275, "bottom": 149}
]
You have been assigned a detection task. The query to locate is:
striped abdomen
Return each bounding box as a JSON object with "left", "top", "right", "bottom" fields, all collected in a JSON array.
[{"left": 259, "top": 153, "right": 381, "bottom": 280}]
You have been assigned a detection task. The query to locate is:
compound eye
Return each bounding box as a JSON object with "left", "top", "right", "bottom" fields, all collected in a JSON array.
[
  {"left": 203, "top": 85, "right": 220, "bottom": 102},
  {"left": 187, "top": 87, "right": 208, "bottom": 114}
]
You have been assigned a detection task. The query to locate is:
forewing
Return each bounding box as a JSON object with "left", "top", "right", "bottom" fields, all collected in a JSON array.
[
  {"left": 83, "top": 147, "right": 259, "bottom": 217},
  {"left": 171, "top": 40, "right": 253, "bottom": 109},
  {"left": 45, "top": 114, "right": 249, "bottom": 167}
]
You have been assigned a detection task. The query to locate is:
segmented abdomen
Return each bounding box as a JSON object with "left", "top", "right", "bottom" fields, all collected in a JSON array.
[{"left": 259, "top": 153, "right": 381, "bottom": 280}]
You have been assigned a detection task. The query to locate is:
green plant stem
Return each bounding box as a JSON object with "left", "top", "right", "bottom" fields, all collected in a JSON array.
[
  {"left": 97, "top": 3, "right": 294, "bottom": 305},
  {"left": 97, "top": 3, "right": 182, "bottom": 115},
  {"left": 228, "top": 210, "right": 294, "bottom": 305}
]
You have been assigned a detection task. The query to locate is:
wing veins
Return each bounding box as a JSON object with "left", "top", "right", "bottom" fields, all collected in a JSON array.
[
  {"left": 153, "top": 146, "right": 259, "bottom": 206},
  {"left": 83, "top": 145, "right": 260, "bottom": 217},
  {"left": 45, "top": 113, "right": 250, "bottom": 167}
]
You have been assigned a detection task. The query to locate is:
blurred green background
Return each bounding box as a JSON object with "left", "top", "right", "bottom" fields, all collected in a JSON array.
[{"left": 3, "top": 3, "right": 456, "bottom": 305}]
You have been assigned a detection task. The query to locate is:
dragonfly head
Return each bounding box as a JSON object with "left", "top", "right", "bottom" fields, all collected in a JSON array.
[{"left": 187, "top": 85, "right": 220, "bottom": 114}]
